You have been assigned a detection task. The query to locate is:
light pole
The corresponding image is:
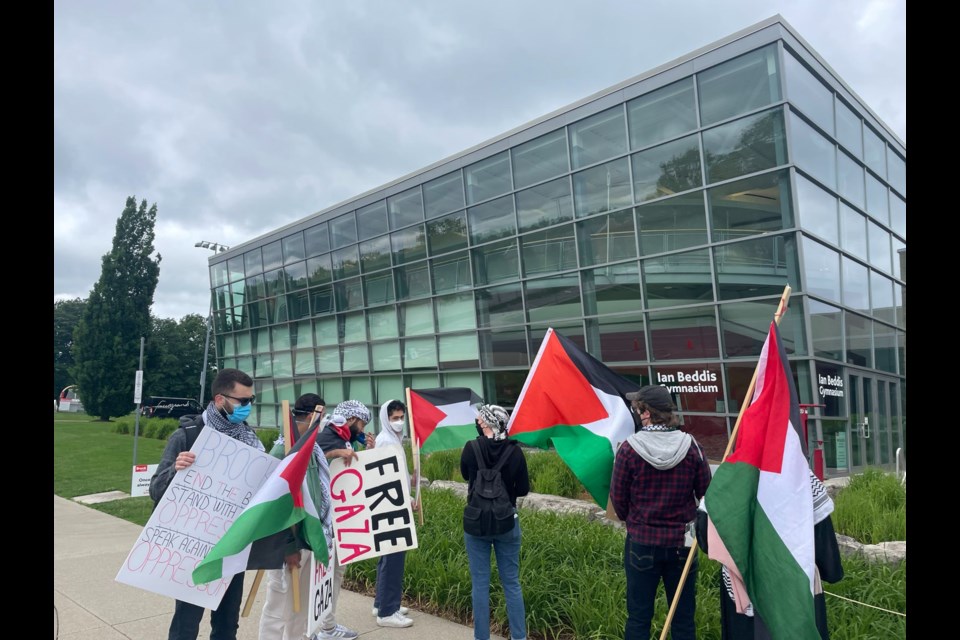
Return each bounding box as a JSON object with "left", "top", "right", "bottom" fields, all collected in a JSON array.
[{"left": 195, "top": 240, "right": 229, "bottom": 406}]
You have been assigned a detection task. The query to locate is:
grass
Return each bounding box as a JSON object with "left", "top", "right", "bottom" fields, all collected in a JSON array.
[{"left": 832, "top": 467, "right": 906, "bottom": 544}]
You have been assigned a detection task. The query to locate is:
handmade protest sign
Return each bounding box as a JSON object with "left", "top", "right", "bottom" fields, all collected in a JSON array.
[
  {"left": 327, "top": 445, "right": 418, "bottom": 566},
  {"left": 306, "top": 552, "right": 335, "bottom": 637},
  {"left": 115, "top": 427, "right": 280, "bottom": 609}
]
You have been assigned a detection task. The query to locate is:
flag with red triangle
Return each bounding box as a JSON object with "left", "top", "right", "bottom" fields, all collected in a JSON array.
[{"left": 409, "top": 387, "right": 484, "bottom": 454}]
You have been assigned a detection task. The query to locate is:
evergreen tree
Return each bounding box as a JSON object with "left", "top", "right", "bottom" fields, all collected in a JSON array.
[
  {"left": 143, "top": 313, "right": 215, "bottom": 400},
  {"left": 71, "top": 196, "right": 161, "bottom": 420},
  {"left": 53, "top": 298, "right": 86, "bottom": 399}
]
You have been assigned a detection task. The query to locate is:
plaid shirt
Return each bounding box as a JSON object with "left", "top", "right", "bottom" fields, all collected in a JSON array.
[{"left": 610, "top": 431, "right": 711, "bottom": 547}]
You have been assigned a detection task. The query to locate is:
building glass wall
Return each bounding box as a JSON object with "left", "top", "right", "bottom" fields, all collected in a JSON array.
[{"left": 206, "top": 20, "right": 905, "bottom": 476}]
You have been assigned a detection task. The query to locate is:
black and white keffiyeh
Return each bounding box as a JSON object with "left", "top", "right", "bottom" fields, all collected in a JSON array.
[
  {"left": 476, "top": 403, "right": 510, "bottom": 441},
  {"left": 203, "top": 402, "right": 265, "bottom": 451}
]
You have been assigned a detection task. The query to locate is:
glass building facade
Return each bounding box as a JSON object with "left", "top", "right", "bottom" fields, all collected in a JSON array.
[{"left": 205, "top": 18, "right": 905, "bottom": 477}]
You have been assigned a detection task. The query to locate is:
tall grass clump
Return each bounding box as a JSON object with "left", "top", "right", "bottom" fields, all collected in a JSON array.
[
  {"left": 832, "top": 467, "right": 906, "bottom": 544},
  {"left": 524, "top": 450, "right": 588, "bottom": 499},
  {"left": 420, "top": 449, "right": 463, "bottom": 482}
]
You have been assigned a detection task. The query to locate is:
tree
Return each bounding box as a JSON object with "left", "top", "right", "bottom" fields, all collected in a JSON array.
[
  {"left": 53, "top": 298, "right": 86, "bottom": 398},
  {"left": 71, "top": 196, "right": 162, "bottom": 420},
  {"left": 143, "top": 313, "right": 216, "bottom": 401}
]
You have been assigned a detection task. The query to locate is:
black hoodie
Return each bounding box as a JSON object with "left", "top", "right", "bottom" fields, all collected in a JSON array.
[{"left": 460, "top": 436, "right": 530, "bottom": 507}]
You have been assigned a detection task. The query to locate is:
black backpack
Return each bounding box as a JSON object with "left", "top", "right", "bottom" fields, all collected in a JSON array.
[
  {"left": 463, "top": 439, "right": 517, "bottom": 537},
  {"left": 150, "top": 414, "right": 205, "bottom": 511}
]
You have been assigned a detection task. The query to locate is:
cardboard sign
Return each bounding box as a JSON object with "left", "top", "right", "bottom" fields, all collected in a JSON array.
[
  {"left": 328, "top": 445, "right": 418, "bottom": 566},
  {"left": 306, "top": 552, "right": 335, "bottom": 637},
  {"left": 131, "top": 463, "right": 158, "bottom": 498},
  {"left": 115, "top": 428, "right": 280, "bottom": 609}
]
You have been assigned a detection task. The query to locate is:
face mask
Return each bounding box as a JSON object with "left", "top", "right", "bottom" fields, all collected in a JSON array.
[
  {"left": 228, "top": 403, "right": 251, "bottom": 424},
  {"left": 389, "top": 419, "right": 405, "bottom": 432},
  {"left": 475, "top": 419, "right": 484, "bottom": 438}
]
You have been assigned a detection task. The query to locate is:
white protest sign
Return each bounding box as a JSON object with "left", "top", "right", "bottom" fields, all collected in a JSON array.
[
  {"left": 306, "top": 552, "right": 335, "bottom": 637},
  {"left": 131, "top": 463, "right": 158, "bottom": 497},
  {"left": 328, "top": 445, "right": 418, "bottom": 566},
  {"left": 115, "top": 428, "right": 280, "bottom": 609}
]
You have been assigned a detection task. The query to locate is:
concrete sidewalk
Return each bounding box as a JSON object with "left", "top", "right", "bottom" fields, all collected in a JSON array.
[{"left": 54, "top": 495, "right": 502, "bottom": 639}]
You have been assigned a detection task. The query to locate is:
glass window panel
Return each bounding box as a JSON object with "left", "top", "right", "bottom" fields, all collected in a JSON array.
[
  {"left": 892, "top": 237, "right": 905, "bottom": 283},
  {"left": 388, "top": 187, "right": 424, "bottom": 230},
  {"left": 862, "top": 126, "right": 886, "bottom": 179},
  {"left": 789, "top": 112, "right": 836, "bottom": 190},
  {"left": 427, "top": 210, "right": 468, "bottom": 255},
  {"left": 870, "top": 270, "right": 895, "bottom": 325},
  {"left": 698, "top": 44, "right": 781, "bottom": 126},
  {"left": 809, "top": 299, "right": 843, "bottom": 361},
  {"left": 801, "top": 238, "right": 841, "bottom": 304},
  {"left": 472, "top": 238, "right": 519, "bottom": 286},
  {"left": 643, "top": 248, "right": 713, "bottom": 308},
  {"left": 244, "top": 248, "right": 263, "bottom": 277},
  {"left": 304, "top": 223, "right": 330, "bottom": 257},
  {"left": 262, "top": 241, "right": 283, "bottom": 271},
  {"left": 373, "top": 375, "right": 405, "bottom": 405},
  {"left": 783, "top": 51, "right": 834, "bottom": 135},
  {"left": 516, "top": 177, "right": 573, "bottom": 233},
  {"left": 512, "top": 129, "right": 569, "bottom": 189},
  {"left": 476, "top": 283, "right": 524, "bottom": 328},
  {"left": 439, "top": 333, "right": 480, "bottom": 369},
  {"left": 868, "top": 221, "right": 891, "bottom": 274},
  {"left": 310, "top": 285, "right": 333, "bottom": 316},
  {"left": 465, "top": 151, "right": 512, "bottom": 205},
  {"left": 330, "top": 213, "right": 358, "bottom": 249},
  {"left": 316, "top": 346, "right": 340, "bottom": 373},
  {"left": 468, "top": 195, "right": 516, "bottom": 244},
  {"left": 479, "top": 327, "right": 528, "bottom": 367},
  {"left": 840, "top": 204, "right": 868, "bottom": 262},
  {"left": 342, "top": 345, "right": 369, "bottom": 372},
  {"left": 285, "top": 261, "right": 309, "bottom": 292},
  {"left": 332, "top": 245, "right": 360, "bottom": 280},
  {"left": 293, "top": 320, "right": 313, "bottom": 349},
  {"left": 286, "top": 291, "right": 311, "bottom": 320},
  {"left": 436, "top": 292, "right": 476, "bottom": 332},
  {"left": 636, "top": 193, "right": 708, "bottom": 255},
  {"left": 334, "top": 277, "right": 363, "bottom": 311},
  {"left": 714, "top": 234, "right": 798, "bottom": 301},
  {"left": 632, "top": 134, "right": 702, "bottom": 203},
  {"left": 423, "top": 171, "right": 465, "bottom": 219},
  {"left": 272, "top": 351, "right": 293, "bottom": 378},
  {"left": 253, "top": 352, "right": 272, "bottom": 378},
  {"left": 371, "top": 341, "right": 401, "bottom": 371},
  {"left": 488, "top": 370, "right": 533, "bottom": 407},
  {"left": 282, "top": 233, "right": 305, "bottom": 264},
  {"left": 569, "top": 106, "right": 627, "bottom": 170},
  {"left": 652, "top": 363, "right": 723, "bottom": 413},
  {"left": 341, "top": 311, "right": 366, "bottom": 343},
  {"left": 404, "top": 337, "right": 437, "bottom": 369},
  {"left": 889, "top": 194, "right": 906, "bottom": 240},
  {"left": 395, "top": 261, "right": 431, "bottom": 300},
  {"left": 874, "top": 321, "right": 897, "bottom": 374},
  {"left": 245, "top": 275, "right": 266, "bottom": 302},
  {"left": 796, "top": 173, "right": 838, "bottom": 244},
  {"left": 523, "top": 224, "right": 578, "bottom": 276},
  {"left": 391, "top": 224, "right": 427, "bottom": 265},
  {"left": 865, "top": 172, "right": 889, "bottom": 225},
  {"left": 431, "top": 250, "right": 472, "bottom": 293},
  {"left": 887, "top": 149, "right": 906, "bottom": 197},
  {"left": 529, "top": 320, "right": 585, "bottom": 358},
  {"left": 703, "top": 108, "right": 787, "bottom": 184},
  {"left": 264, "top": 268, "right": 285, "bottom": 298},
  {"left": 236, "top": 331, "right": 253, "bottom": 355},
  {"left": 844, "top": 311, "right": 872, "bottom": 367},
  {"left": 294, "top": 348, "right": 316, "bottom": 375},
  {"left": 836, "top": 151, "right": 865, "bottom": 210},
  {"left": 363, "top": 271, "right": 395, "bottom": 306},
  {"left": 720, "top": 298, "right": 805, "bottom": 357},
  {"left": 225, "top": 257, "right": 245, "bottom": 284},
  {"left": 359, "top": 235, "right": 391, "bottom": 273},
  {"left": 248, "top": 300, "right": 269, "bottom": 328},
  {"left": 648, "top": 306, "right": 720, "bottom": 360},
  {"left": 525, "top": 274, "right": 582, "bottom": 323},
  {"left": 587, "top": 315, "right": 647, "bottom": 362},
  {"left": 628, "top": 77, "right": 697, "bottom": 150},
  {"left": 307, "top": 254, "right": 332, "bottom": 286},
  {"left": 356, "top": 200, "right": 388, "bottom": 241},
  {"left": 320, "top": 378, "right": 343, "bottom": 402},
  {"left": 835, "top": 99, "right": 863, "bottom": 159},
  {"left": 400, "top": 299, "right": 434, "bottom": 336},
  {"left": 708, "top": 169, "right": 792, "bottom": 242},
  {"left": 897, "top": 331, "right": 906, "bottom": 376},
  {"left": 367, "top": 306, "right": 398, "bottom": 340},
  {"left": 211, "top": 261, "right": 229, "bottom": 288},
  {"left": 582, "top": 264, "right": 642, "bottom": 316},
  {"left": 576, "top": 210, "right": 635, "bottom": 267},
  {"left": 572, "top": 158, "right": 632, "bottom": 217},
  {"left": 441, "top": 372, "right": 483, "bottom": 395}
]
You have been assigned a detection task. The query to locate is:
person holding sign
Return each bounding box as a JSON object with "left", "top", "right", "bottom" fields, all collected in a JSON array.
[
  {"left": 259, "top": 394, "right": 359, "bottom": 640},
  {"left": 148, "top": 368, "right": 264, "bottom": 640},
  {"left": 460, "top": 404, "right": 530, "bottom": 640},
  {"left": 370, "top": 399, "right": 419, "bottom": 628}
]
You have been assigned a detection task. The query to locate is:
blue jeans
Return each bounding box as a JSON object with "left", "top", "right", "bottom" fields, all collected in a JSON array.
[
  {"left": 167, "top": 572, "right": 244, "bottom": 640},
  {"left": 464, "top": 518, "right": 526, "bottom": 640},
  {"left": 623, "top": 538, "right": 697, "bottom": 640},
  {"left": 374, "top": 549, "right": 406, "bottom": 616}
]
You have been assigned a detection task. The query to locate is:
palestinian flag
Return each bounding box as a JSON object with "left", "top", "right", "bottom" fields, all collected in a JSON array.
[
  {"left": 192, "top": 423, "right": 328, "bottom": 585},
  {"left": 507, "top": 328, "right": 640, "bottom": 506},
  {"left": 704, "top": 321, "right": 818, "bottom": 639},
  {"left": 409, "top": 387, "right": 483, "bottom": 454}
]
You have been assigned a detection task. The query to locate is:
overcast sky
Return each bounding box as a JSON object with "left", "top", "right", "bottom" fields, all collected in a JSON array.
[{"left": 54, "top": 0, "right": 906, "bottom": 321}]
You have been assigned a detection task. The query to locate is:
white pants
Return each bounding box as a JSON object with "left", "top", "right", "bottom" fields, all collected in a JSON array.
[
  {"left": 317, "top": 546, "right": 345, "bottom": 632},
  {"left": 258, "top": 550, "right": 312, "bottom": 640}
]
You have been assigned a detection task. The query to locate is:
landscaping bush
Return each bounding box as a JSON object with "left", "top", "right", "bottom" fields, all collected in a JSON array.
[
  {"left": 257, "top": 428, "right": 280, "bottom": 451},
  {"left": 420, "top": 449, "right": 463, "bottom": 483},
  {"left": 832, "top": 467, "right": 906, "bottom": 544}
]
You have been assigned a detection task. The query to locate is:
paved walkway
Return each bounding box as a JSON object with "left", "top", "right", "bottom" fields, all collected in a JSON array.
[{"left": 54, "top": 495, "right": 502, "bottom": 639}]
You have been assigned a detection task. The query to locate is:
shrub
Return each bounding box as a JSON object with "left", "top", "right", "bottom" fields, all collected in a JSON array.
[
  {"left": 257, "top": 428, "right": 280, "bottom": 451},
  {"left": 833, "top": 467, "right": 906, "bottom": 544},
  {"left": 420, "top": 450, "right": 463, "bottom": 482},
  {"left": 525, "top": 450, "right": 587, "bottom": 499}
]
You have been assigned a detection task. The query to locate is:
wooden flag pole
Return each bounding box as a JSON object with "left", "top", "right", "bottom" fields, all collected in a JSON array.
[
  {"left": 405, "top": 387, "right": 424, "bottom": 526},
  {"left": 658, "top": 285, "right": 792, "bottom": 640}
]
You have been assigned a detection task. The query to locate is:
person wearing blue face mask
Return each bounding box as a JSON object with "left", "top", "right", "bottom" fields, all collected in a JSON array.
[{"left": 149, "top": 368, "right": 264, "bottom": 640}]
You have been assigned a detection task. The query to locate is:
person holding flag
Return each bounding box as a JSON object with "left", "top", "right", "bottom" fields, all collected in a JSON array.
[{"left": 609, "top": 385, "right": 711, "bottom": 640}]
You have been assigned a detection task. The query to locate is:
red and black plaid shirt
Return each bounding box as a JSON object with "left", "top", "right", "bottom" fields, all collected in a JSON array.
[{"left": 610, "top": 432, "right": 711, "bottom": 547}]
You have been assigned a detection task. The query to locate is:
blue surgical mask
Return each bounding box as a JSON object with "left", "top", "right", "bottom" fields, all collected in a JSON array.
[{"left": 228, "top": 403, "right": 251, "bottom": 424}]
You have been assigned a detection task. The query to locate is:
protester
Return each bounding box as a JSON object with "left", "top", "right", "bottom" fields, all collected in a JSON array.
[
  {"left": 370, "top": 399, "right": 419, "bottom": 628},
  {"left": 148, "top": 368, "right": 263, "bottom": 640},
  {"left": 460, "top": 404, "right": 529, "bottom": 640},
  {"left": 609, "top": 385, "right": 711, "bottom": 640},
  {"left": 258, "top": 394, "right": 358, "bottom": 640}
]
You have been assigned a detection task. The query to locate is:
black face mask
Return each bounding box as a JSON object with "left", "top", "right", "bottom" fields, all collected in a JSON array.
[{"left": 475, "top": 419, "right": 484, "bottom": 438}]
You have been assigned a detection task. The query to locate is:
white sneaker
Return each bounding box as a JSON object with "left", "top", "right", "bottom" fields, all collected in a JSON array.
[
  {"left": 372, "top": 605, "right": 410, "bottom": 616},
  {"left": 377, "top": 610, "right": 414, "bottom": 628},
  {"left": 314, "top": 623, "right": 360, "bottom": 639}
]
